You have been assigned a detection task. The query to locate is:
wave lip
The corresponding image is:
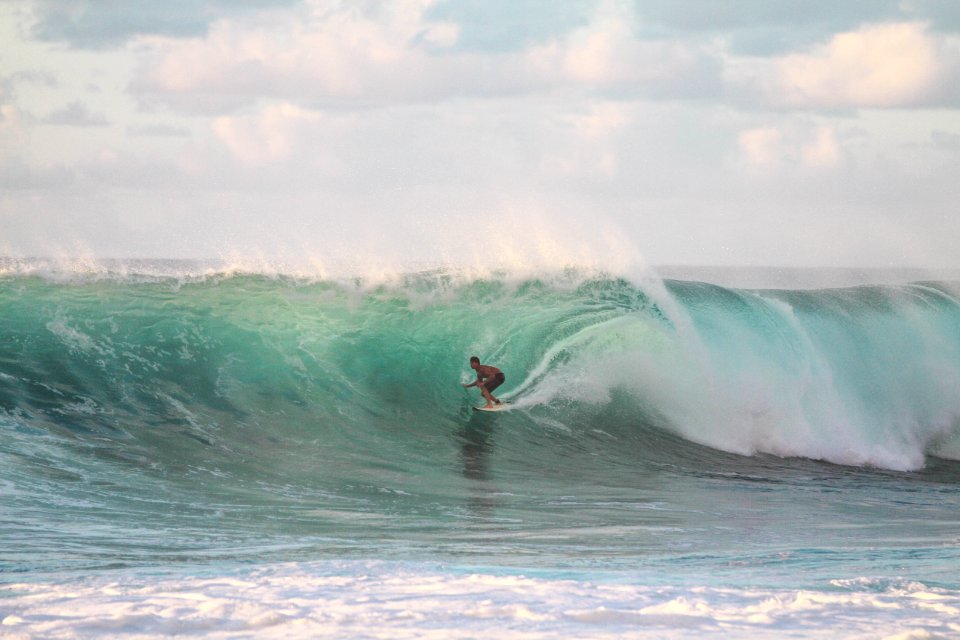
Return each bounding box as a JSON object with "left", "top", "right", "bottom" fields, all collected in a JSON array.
[{"left": 636, "top": 279, "right": 960, "bottom": 470}]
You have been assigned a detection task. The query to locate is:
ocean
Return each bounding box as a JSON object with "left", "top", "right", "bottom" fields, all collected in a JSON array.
[{"left": 1, "top": 259, "right": 959, "bottom": 638}]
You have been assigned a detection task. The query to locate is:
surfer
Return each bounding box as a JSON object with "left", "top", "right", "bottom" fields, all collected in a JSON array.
[{"left": 462, "top": 356, "right": 505, "bottom": 409}]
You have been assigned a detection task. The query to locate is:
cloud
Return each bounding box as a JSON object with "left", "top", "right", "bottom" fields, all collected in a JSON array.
[
  {"left": 187, "top": 94, "right": 641, "bottom": 200},
  {"left": 132, "top": 0, "right": 724, "bottom": 113},
  {"left": 9, "top": 70, "right": 59, "bottom": 89},
  {"left": 43, "top": 101, "right": 109, "bottom": 126},
  {"left": 0, "top": 155, "right": 76, "bottom": 190},
  {"left": 930, "top": 130, "right": 960, "bottom": 150},
  {"left": 738, "top": 123, "right": 843, "bottom": 169},
  {"left": 0, "top": 75, "right": 27, "bottom": 158},
  {"left": 211, "top": 103, "right": 331, "bottom": 165},
  {"left": 1, "top": 70, "right": 58, "bottom": 108},
  {"left": 770, "top": 22, "right": 955, "bottom": 108},
  {"left": 564, "top": 101, "right": 629, "bottom": 140},
  {"left": 132, "top": 1, "right": 463, "bottom": 112},
  {"left": 525, "top": 0, "right": 723, "bottom": 98},
  {"left": 0, "top": 104, "right": 29, "bottom": 156},
  {"left": 738, "top": 126, "right": 783, "bottom": 166},
  {"left": 6, "top": 1, "right": 960, "bottom": 269},
  {"left": 127, "top": 123, "right": 192, "bottom": 138},
  {"left": 801, "top": 126, "right": 841, "bottom": 167}
]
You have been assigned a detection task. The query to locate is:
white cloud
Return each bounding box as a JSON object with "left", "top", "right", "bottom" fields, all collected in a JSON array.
[
  {"left": 529, "top": 0, "right": 634, "bottom": 85},
  {"left": 738, "top": 126, "right": 783, "bottom": 167},
  {"left": 773, "top": 22, "right": 948, "bottom": 108},
  {"left": 801, "top": 126, "right": 841, "bottom": 168},
  {"left": 0, "top": 103, "right": 29, "bottom": 158},
  {"left": 127, "top": 123, "right": 191, "bottom": 138},
  {"left": 5, "top": 1, "right": 960, "bottom": 268},
  {"left": 527, "top": 0, "right": 721, "bottom": 98},
  {"left": 212, "top": 103, "right": 326, "bottom": 165},
  {"left": 1, "top": 103, "right": 25, "bottom": 131},
  {"left": 134, "top": 1, "right": 463, "bottom": 110},
  {"left": 564, "top": 101, "right": 629, "bottom": 140},
  {"left": 738, "top": 124, "right": 843, "bottom": 169},
  {"left": 133, "top": 0, "right": 722, "bottom": 112}
]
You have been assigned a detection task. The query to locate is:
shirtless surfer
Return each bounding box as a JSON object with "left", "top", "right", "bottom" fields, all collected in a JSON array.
[{"left": 462, "top": 356, "right": 505, "bottom": 409}]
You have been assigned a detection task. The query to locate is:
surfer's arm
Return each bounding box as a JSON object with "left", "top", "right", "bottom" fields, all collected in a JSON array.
[{"left": 462, "top": 374, "right": 485, "bottom": 388}]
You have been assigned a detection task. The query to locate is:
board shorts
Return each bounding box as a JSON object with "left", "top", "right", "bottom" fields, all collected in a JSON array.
[{"left": 483, "top": 372, "right": 505, "bottom": 393}]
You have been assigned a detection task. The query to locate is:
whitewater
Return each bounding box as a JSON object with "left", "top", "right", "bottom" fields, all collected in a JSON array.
[{"left": 2, "top": 258, "right": 959, "bottom": 639}]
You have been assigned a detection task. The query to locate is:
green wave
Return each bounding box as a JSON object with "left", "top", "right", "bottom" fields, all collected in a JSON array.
[{"left": 2, "top": 271, "right": 959, "bottom": 486}]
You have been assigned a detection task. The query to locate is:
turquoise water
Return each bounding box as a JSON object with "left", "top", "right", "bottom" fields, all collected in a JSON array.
[{"left": 1, "top": 262, "right": 959, "bottom": 637}]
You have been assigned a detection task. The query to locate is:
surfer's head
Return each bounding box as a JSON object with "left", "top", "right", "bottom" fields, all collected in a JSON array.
[{"left": 469, "top": 356, "right": 480, "bottom": 369}]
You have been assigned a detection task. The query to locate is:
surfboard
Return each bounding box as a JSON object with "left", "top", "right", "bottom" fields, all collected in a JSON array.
[{"left": 473, "top": 403, "right": 508, "bottom": 412}]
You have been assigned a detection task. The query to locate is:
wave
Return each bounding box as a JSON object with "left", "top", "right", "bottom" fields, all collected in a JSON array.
[{"left": 2, "top": 263, "right": 959, "bottom": 484}]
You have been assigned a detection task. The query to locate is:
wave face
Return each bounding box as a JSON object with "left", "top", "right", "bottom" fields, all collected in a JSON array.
[
  {"left": 644, "top": 278, "right": 960, "bottom": 469},
  {"left": 2, "top": 264, "right": 960, "bottom": 576}
]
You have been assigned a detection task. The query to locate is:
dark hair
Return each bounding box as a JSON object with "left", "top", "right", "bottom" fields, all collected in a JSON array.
[{"left": 469, "top": 356, "right": 480, "bottom": 364}]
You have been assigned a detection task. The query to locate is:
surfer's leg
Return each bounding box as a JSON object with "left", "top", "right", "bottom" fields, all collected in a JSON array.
[
  {"left": 486, "top": 373, "right": 504, "bottom": 404},
  {"left": 480, "top": 384, "right": 495, "bottom": 408}
]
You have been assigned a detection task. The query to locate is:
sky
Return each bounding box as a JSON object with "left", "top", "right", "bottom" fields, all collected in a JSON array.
[{"left": 2, "top": 0, "right": 960, "bottom": 270}]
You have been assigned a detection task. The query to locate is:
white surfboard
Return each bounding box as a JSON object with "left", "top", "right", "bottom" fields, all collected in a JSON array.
[{"left": 473, "top": 403, "right": 508, "bottom": 412}]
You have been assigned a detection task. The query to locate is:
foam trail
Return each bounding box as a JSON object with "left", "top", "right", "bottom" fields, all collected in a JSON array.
[{"left": 3, "top": 562, "right": 959, "bottom": 639}]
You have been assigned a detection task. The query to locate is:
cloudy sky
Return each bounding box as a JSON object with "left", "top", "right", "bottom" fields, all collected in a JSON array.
[{"left": 2, "top": 0, "right": 960, "bottom": 270}]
